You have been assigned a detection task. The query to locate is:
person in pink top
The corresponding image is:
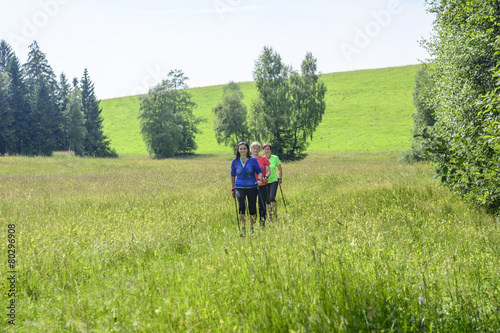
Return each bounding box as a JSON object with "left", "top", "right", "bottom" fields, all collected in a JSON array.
[{"left": 250, "top": 141, "right": 271, "bottom": 227}]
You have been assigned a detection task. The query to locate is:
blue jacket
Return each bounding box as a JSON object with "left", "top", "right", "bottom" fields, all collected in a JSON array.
[{"left": 230, "top": 157, "right": 263, "bottom": 188}]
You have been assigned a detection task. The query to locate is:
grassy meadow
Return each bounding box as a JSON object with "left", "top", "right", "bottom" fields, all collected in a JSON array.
[
  {"left": 100, "top": 65, "right": 419, "bottom": 156},
  {"left": 1, "top": 152, "right": 499, "bottom": 332}
]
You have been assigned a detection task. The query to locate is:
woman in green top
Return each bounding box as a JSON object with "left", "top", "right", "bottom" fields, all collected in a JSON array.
[{"left": 262, "top": 143, "right": 282, "bottom": 220}]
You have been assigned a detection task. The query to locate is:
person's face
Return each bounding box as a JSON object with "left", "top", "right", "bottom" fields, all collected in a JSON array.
[
  {"left": 263, "top": 146, "right": 271, "bottom": 155},
  {"left": 238, "top": 144, "right": 248, "bottom": 156},
  {"left": 251, "top": 146, "right": 260, "bottom": 155}
]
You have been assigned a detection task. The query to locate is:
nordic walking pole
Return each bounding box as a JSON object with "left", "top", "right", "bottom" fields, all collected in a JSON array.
[
  {"left": 233, "top": 193, "right": 239, "bottom": 232},
  {"left": 256, "top": 186, "right": 264, "bottom": 214},
  {"left": 266, "top": 184, "right": 272, "bottom": 220},
  {"left": 279, "top": 182, "right": 288, "bottom": 213},
  {"left": 256, "top": 185, "right": 265, "bottom": 225}
]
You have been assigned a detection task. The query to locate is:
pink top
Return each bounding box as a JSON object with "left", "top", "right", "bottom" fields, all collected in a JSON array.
[{"left": 255, "top": 155, "right": 271, "bottom": 186}]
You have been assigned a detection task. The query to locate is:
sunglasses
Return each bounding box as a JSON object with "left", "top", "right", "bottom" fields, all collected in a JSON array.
[{"left": 238, "top": 142, "right": 248, "bottom": 146}]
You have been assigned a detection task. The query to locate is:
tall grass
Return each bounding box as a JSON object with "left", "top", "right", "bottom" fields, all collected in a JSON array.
[{"left": 1, "top": 152, "right": 498, "bottom": 332}]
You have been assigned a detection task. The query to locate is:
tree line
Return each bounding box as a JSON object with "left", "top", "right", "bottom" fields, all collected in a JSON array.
[
  {"left": 405, "top": 0, "right": 500, "bottom": 212},
  {"left": 139, "top": 46, "right": 326, "bottom": 161},
  {"left": 0, "top": 40, "right": 116, "bottom": 157}
]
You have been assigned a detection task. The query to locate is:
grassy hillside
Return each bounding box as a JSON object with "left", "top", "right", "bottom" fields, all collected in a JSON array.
[{"left": 100, "top": 65, "right": 418, "bottom": 156}]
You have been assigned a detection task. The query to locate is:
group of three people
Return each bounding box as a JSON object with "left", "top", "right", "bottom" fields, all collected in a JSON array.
[{"left": 230, "top": 141, "right": 283, "bottom": 236}]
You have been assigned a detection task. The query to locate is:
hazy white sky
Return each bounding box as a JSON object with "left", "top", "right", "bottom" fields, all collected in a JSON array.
[{"left": 0, "top": 0, "right": 435, "bottom": 99}]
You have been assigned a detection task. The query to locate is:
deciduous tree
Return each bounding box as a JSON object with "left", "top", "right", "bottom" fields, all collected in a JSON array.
[
  {"left": 250, "top": 46, "right": 292, "bottom": 159},
  {"left": 419, "top": 0, "right": 500, "bottom": 211},
  {"left": 139, "top": 70, "right": 201, "bottom": 158},
  {"left": 213, "top": 81, "right": 249, "bottom": 149},
  {"left": 288, "top": 52, "right": 326, "bottom": 160},
  {"left": 251, "top": 47, "right": 326, "bottom": 160}
]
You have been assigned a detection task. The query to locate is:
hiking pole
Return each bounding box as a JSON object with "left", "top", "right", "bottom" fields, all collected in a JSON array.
[
  {"left": 256, "top": 185, "right": 265, "bottom": 226},
  {"left": 279, "top": 182, "right": 288, "bottom": 213},
  {"left": 233, "top": 193, "right": 239, "bottom": 232},
  {"left": 266, "top": 184, "right": 272, "bottom": 220}
]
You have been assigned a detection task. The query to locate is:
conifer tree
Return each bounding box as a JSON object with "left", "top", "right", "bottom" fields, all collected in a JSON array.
[
  {"left": 23, "top": 41, "right": 63, "bottom": 154},
  {"left": 7, "top": 55, "right": 29, "bottom": 154},
  {"left": 0, "top": 40, "right": 13, "bottom": 71},
  {"left": 80, "top": 69, "right": 116, "bottom": 157},
  {"left": 29, "top": 78, "right": 57, "bottom": 155},
  {"left": 23, "top": 41, "right": 57, "bottom": 96},
  {"left": 57, "top": 73, "right": 72, "bottom": 150},
  {"left": 0, "top": 40, "right": 22, "bottom": 154},
  {"left": 0, "top": 72, "right": 14, "bottom": 155},
  {"left": 64, "top": 86, "right": 86, "bottom": 154}
]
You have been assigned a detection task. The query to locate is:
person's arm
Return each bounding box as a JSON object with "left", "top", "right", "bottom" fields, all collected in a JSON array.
[
  {"left": 255, "top": 160, "right": 263, "bottom": 185},
  {"left": 230, "top": 160, "right": 237, "bottom": 197},
  {"left": 231, "top": 176, "right": 236, "bottom": 197},
  {"left": 277, "top": 164, "right": 283, "bottom": 184},
  {"left": 265, "top": 165, "right": 271, "bottom": 179},
  {"left": 256, "top": 172, "right": 263, "bottom": 186}
]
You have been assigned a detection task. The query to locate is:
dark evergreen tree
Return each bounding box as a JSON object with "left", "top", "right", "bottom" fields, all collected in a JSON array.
[
  {"left": 0, "top": 40, "right": 13, "bottom": 71},
  {"left": 0, "top": 40, "right": 16, "bottom": 154},
  {"left": 6, "top": 55, "right": 29, "bottom": 154},
  {"left": 57, "top": 73, "right": 72, "bottom": 150},
  {"left": 80, "top": 68, "right": 117, "bottom": 157},
  {"left": 23, "top": 41, "right": 57, "bottom": 97},
  {"left": 64, "top": 86, "right": 86, "bottom": 154},
  {"left": 23, "top": 41, "right": 63, "bottom": 154},
  {"left": 28, "top": 78, "right": 57, "bottom": 155},
  {"left": 0, "top": 41, "right": 113, "bottom": 157},
  {"left": 0, "top": 72, "right": 14, "bottom": 155}
]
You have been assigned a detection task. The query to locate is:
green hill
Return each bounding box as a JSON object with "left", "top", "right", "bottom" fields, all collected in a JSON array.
[{"left": 100, "top": 65, "right": 418, "bottom": 156}]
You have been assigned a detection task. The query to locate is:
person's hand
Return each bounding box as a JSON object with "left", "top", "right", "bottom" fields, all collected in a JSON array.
[
  {"left": 256, "top": 179, "right": 262, "bottom": 186},
  {"left": 278, "top": 177, "right": 282, "bottom": 184},
  {"left": 231, "top": 189, "right": 236, "bottom": 198}
]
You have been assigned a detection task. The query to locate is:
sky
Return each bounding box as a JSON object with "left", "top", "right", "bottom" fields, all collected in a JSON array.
[{"left": 0, "top": 0, "right": 435, "bottom": 100}]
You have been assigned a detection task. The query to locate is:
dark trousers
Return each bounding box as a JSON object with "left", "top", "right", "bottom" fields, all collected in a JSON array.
[
  {"left": 257, "top": 185, "right": 270, "bottom": 219},
  {"left": 268, "top": 182, "right": 278, "bottom": 202},
  {"left": 235, "top": 188, "right": 258, "bottom": 215}
]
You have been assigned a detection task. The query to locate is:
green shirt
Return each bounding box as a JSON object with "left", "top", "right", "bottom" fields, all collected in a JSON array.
[{"left": 267, "top": 154, "right": 281, "bottom": 183}]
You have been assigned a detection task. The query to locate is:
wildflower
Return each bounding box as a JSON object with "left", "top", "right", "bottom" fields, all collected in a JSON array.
[{"left": 419, "top": 296, "right": 424, "bottom": 305}]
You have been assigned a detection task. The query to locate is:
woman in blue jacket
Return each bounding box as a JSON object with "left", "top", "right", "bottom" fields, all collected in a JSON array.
[{"left": 231, "top": 142, "right": 263, "bottom": 236}]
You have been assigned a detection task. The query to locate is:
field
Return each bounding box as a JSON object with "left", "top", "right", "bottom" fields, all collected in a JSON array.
[
  {"left": 99, "top": 65, "right": 419, "bottom": 156},
  {"left": 1, "top": 152, "right": 499, "bottom": 332}
]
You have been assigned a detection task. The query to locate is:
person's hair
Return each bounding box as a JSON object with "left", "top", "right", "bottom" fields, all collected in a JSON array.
[
  {"left": 263, "top": 143, "right": 272, "bottom": 150},
  {"left": 250, "top": 141, "right": 262, "bottom": 151},
  {"left": 235, "top": 142, "right": 251, "bottom": 159}
]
